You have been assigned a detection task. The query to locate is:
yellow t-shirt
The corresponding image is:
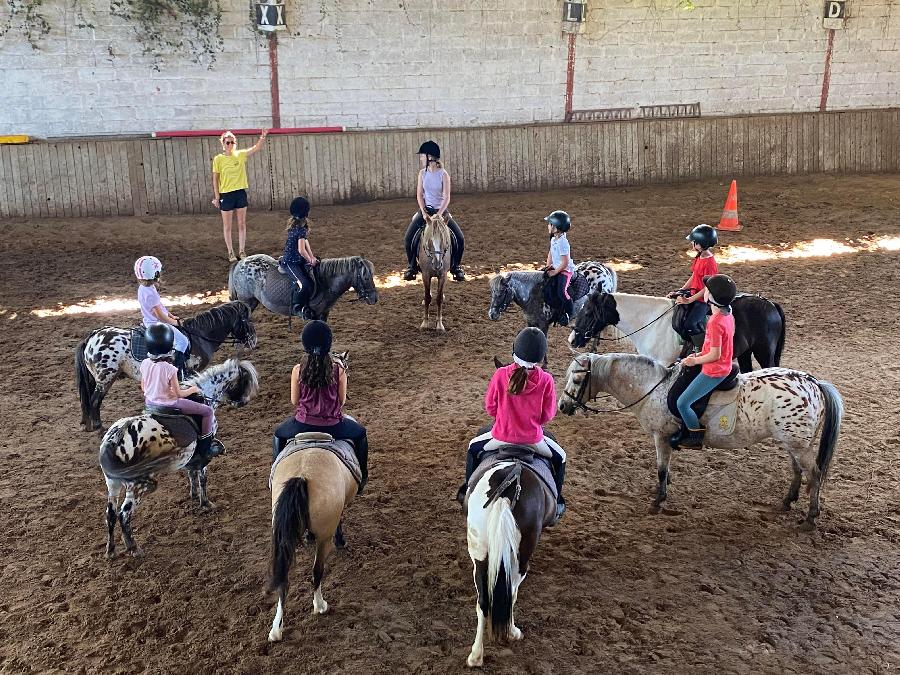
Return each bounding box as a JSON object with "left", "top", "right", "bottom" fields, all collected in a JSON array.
[{"left": 212, "top": 150, "right": 249, "bottom": 194}]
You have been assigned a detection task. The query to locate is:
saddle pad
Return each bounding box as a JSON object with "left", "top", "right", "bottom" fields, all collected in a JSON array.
[
  {"left": 702, "top": 395, "right": 740, "bottom": 436},
  {"left": 568, "top": 273, "right": 591, "bottom": 302},
  {"left": 266, "top": 265, "right": 302, "bottom": 306},
  {"left": 148, "top": 414, "right": 199, "bottom": 449},
  {"left": 667, "top": 364, "right": 739, "bottom": 420},
  {"left": 469, "top": 449, "right": 557, "bottom": 502},
  {"left": 269, "top": 437, "right": 361, "bottom": 488},
  {"left": 130, "top": 327, "right": 147, "bottom": 361}
]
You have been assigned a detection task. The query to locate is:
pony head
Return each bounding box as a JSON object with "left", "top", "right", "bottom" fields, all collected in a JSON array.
[
  {"left": 188, "top": 358, "right": 259, "bottom": 409},
  {"left": 234, "top": 301, "right": 258, "bottom": 350},
  {"left": 569, "top": 292, "right": 620, "bottom": 348},
  {"left": 558, "top": 353, "right": 599, "bottom": 415},
  {"left": 488, "top": 274, "right": 513, "bottom": 321},
  {"left": 352, "top": 258, "right": 378, "bottom": 305}
]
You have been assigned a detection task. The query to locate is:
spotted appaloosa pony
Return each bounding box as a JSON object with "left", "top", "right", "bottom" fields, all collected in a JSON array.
[
  {"left": 99, "top": 359, "right": 258, "bottom": 558},
  {"left": 559, "top": 353, "right": 842, "bottom": 530},
  {"left": 228, "top": 254, "right": 378, "bottom": 321},
  {"left": 569, "top": 291, "right": 785, "bottom": 372},
  {"left": 75, "top": 301, "right": 256, "bottom": 431},
  {"left": 267, "top": 435, "right": 360, "bottom": 641},
  {"left": 417, "top": 212, "right": 452, "bottom": 331},
  {"left": 487, "top": 261, "right": 617, "bottom": 335},
  {"left": 464, "top": 456, "right": 556, "bottom": 667}
]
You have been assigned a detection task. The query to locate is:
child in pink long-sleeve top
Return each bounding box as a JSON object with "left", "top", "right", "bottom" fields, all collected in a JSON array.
[{"left": 458, "top": 327, "right": 567, "bottom": 521}]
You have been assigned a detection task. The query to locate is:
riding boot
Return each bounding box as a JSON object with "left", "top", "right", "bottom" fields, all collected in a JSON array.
[
  {"left": 194, "top": 433, "right": 226, "bottom": 464},
  {"left": 403, "top": 262, "right": 419, "bottom": 281},
  {"left": 456, "top": 447, "right": 477, "bottom": 504},
  {"left": 669, "top": 422, "right": 689, "bottom": 449},
  {"left": 689, "top": 333, "right": 706, "bottom": 352},
  {"left": 551, "top": 458, "right": 567, "bottom": 524},
  {"left": 174, "top": 350, "right": 189, "bottom": 381},
  {"left": 291, "top": 284, "right": 306, "bottom": 317},
  {"left": 451, "top": 266, "right": 466, "bottom": 282},
  {"left": 680, "top": 427, "right": 706, "bottom": 449},
  {"left": 272, "top": 435, "right": 286, "bottom": 461},
  {"left": 353, "top": 436, "right": 369, "bottom": 494}
]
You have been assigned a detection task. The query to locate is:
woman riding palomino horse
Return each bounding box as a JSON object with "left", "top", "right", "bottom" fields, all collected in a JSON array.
[
  {"left": 272, "top": 320, "right": 368, "bottom": 491},
  {"left": 461, "top": 328, "right": 567, "bottom": 667},
  {"left": 212, "top": 128, "right": 268, "bottom": 262},
  {"left": 100, "top": 358, "right": 259, "bottom": 558},
  {"left": 558, "top": 352, "right": 842, "bottom": 530},
  {"left": 402, "top": 140, "right": 465, "bottom": 282}
]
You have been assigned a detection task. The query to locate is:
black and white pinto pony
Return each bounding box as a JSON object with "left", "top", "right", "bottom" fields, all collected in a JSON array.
[
  {"left": 99, "top": 359, "right": 259, "bottom": 558},
  {"left": 463, "top": 452, "right": 557, "bottom": 667},
  {"left": 558, "top": 353, "right": 842, "bottom": 530},
  {"left": 488, "top": 261, "right": 617, "bottom": 335},
  {"left": 569, "top": 291, "right": 786, "bottom": 372},
  {"left": 75, "top": 301, "right": 257, "bottom": 432},
  {"left": 227, "top": 254, "right": 378, "bottom": 321}
]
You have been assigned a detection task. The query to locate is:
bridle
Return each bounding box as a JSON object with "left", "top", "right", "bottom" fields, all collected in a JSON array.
[
  {"left": 572, "top": 300, "right": 676, "bottom": 347},
  {"left": 177, "top": 307, "right": 256, "bottom": 349},
  {"left": 490, "top": 280, "right": 514, "bottom": 316},
  {"left": 562, "top": 355, "right": 674, "bottom": 414},
  {"left": 348, "top": 262, "right": 377, "bottom": 304}
]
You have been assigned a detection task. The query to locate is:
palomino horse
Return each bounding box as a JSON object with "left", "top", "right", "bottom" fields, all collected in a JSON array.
[
  {"left": 559, "top": 353, "right": 842, "bottom": 529},
  {"left": 99, "top": 359, "right": 259, "bottom": 558},
  {"left": 418, "top": 213, "right": 452, "bottom": 331},
  {"left": 487, "top": 261, "right": 617, "bottom": 335},
  {"left": 464, "top": 453, "right": 556, "bottom": 667},
  {"left": 569, "top": 291, "right": 785, "bottom": 372},
  {"left": 267, "top": 434, "right": 361, "bottom": 641},
  {"left": 75, "top": 301, "right": 256, "bottom": 431},
  {"left": 228, "top": 254, "right": 378, "bottom": 321}
]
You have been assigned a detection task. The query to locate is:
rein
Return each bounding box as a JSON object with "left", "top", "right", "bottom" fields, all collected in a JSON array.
[
  {"left": 589, "top": 303, "right": 675, "bottom": 342},
  {"left": 564, "top": 361, "right": 674, "bottom": 414}
]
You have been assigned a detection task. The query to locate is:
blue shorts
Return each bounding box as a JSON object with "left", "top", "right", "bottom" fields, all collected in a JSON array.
[{"left": 219, "top": 189, "right": 248, "bottom": 212}]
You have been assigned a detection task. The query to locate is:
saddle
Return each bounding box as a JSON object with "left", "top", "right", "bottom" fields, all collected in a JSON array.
[
  {"left": 269, "top": 432, "right": 362, "bottom": 488},
  {"left": 144, "top": 403, "right": 202, "bottom": 448},
  {"left": 541, "top": 273, "right": 587, "bottom": 326},
  {"left": 130, "top": 326, "right": 191, "bottom": 370},
  {"left": 469, "top": 444, "right": 558, "bottom": 502},
  {"left": 667, "top": 362, "right": 740, "bottom": 423}
]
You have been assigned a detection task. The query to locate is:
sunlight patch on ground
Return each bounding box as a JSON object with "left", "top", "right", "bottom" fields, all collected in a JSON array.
[
  {"left": 31, "top": 290, "right": 230, "bottom": 318},
  {"left": 716, "top": 235, "right": 900, "bottom": 265}
]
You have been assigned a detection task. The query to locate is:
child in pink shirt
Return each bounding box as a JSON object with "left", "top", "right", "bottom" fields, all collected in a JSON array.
[
  {"left": 458, "top": 327, "right": 567, "bottom": 521},
  {"left": 140, "top": 323, "right": 224, "bottom": 464}
]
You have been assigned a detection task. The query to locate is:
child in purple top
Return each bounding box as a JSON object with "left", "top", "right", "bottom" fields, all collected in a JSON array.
[{"left": 272, "top": 321, "right": 368, "bottom": 491}]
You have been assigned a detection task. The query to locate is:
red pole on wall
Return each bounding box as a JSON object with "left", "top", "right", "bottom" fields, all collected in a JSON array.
[
  {"left": 268, "top": 32, "right": 282, "bottom": 128},
  {"left": 564, "top": 32, "right": 577, "bottom": 122},
  {"left": 819, "top": 29, "right": 835, "bottom": 112}
]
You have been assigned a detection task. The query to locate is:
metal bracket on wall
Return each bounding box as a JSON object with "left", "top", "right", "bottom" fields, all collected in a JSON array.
[
  {"left": 640, "top": 103, "right": 701, "bottom": 119},
  {"left": 569, "top": 108, "right": 635, "bottom": 122}
]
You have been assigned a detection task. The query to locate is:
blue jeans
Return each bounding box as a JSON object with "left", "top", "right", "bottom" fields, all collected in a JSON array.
[{"left": 676, "top": 372, "right": 727, "bottom": 429}]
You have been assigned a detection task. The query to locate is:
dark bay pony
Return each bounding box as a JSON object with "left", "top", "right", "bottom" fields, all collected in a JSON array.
[
  {"left": 464, "top": 452, "right": 556, "bottom": 667},
  {"left": 569, "top": 291, "right": 785, "bottom": 372},
  {"left": 228, "top": 254, "right": 378, "bottom": 322},
  {"left": 75, "top": 301, "right": 256, "bottom": 431},
  {"left": 100, "top": 359, "right": 259, "bottom": 558}
]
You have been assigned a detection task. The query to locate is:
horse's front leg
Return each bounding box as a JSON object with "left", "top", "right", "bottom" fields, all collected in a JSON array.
[
  {"left": 652, "top": 433, "right": 673, "bottom": 511},
  {"left": 198, "top": 466, "right": 212, "bottom": 509},
  {"left": 421, "top": 276, "right": 432, "bottom": 330},
  {"left": 105, "top": 477, "right": 122, "bottom": 559},
  {"left": 435, "top": 274, "right": 446, "bottom": 332},
  {"left": 188, "top": 470, "right": 199, "bottom": 502}
]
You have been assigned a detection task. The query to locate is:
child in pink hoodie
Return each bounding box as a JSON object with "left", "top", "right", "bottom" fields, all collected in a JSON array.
[{"left": 457, "top": 327, "right": 567, "bottom": 521}]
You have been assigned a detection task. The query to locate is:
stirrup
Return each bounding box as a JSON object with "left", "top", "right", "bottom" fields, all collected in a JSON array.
[
  {"left": 451, "top": 268, "right": 465, "bottom": 282},
  {"left": 402, "top": 267, "right": 418, "bottom": 281}
]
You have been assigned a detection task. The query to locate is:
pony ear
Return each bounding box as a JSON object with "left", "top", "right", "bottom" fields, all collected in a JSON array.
[{"left": 493, "top": 355, "right": 509, "bottom": 370}]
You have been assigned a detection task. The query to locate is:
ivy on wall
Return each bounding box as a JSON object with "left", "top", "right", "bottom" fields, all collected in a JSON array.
[{"left": 1, "top": 0, "right": 223, "bottom": 66}]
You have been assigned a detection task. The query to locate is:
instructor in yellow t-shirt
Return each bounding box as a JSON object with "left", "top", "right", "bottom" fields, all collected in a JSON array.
[{"left": 212, "top": 128, "right": 268, "bottom": 262}]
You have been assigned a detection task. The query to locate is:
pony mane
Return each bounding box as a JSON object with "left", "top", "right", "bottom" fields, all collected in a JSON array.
[
  {"left": 187, "top": 358, "right": 259, "bottom": 401},
  {"left": 318, "top": 256, "right": 364, "bottom": 279},
  {"left": 423, "top": 215, "right": 451, "bottom": 253},
  {"left": 183, "top": 301, "right": 249, "bottom": 334}
]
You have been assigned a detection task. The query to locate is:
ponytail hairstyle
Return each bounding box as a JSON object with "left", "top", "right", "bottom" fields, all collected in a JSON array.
[
  {"left": 427, "top": 154, "right": 443, "bottom": 170},
  {"left": 301, "top": 352, "right": 333, "bottom": 389},
  {"left": 285, "top": 215, "right": 309, "bottom": 232},
  {"left": 507, "top": 365, "right": 529, "bottom": 395}
]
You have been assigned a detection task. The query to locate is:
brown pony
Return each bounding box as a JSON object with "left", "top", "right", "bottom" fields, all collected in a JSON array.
[
  {"left": 417, "top": 212, "right": 452, "bottom": 331},
  {"left": 267, "top": 435, "right": 360, "bottom": 642}
]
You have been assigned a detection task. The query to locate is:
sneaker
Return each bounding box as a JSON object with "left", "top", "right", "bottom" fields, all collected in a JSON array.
[
  {"left": 228, "top": 252, "right": 237, "bottom": 262},
  {"left": 239, "top": 250, "right": 247, "bottom": 260}
]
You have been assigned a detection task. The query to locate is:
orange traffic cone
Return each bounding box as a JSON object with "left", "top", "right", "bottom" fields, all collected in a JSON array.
[{"left": 718, "top": 180, "right": 742, "bottom": 232}]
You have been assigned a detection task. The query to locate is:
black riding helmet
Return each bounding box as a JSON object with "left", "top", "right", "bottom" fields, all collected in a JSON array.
[
  {"left": 301, "top": 320, "right": 333, "bottom": 355},
  {"left": 703, "top": 274, "right": 737, "bottom": 307},
  {"left": 544, "top": 210, "right": 571, "bottom": 233},
  {"left": 290, "top": 196, "right": 310, "bottom": 220},
  {"left": 417, "top": 140, "right": 440, "bottom": 159},
  {"left": 513, "top": 327, "right": 547, "bottom": 366},
  {"left": 686, "top": 224, "right": 718, "bottom": 249},
  {"left": 146, "top": 323, "right": 175, "bottom": 360}
]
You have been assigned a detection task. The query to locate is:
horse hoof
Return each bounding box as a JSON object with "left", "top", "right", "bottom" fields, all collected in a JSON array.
[
  {"left": 200, "top": 501, "right": 216, "bottom": 511},
  {"left": 779, "top": 499, "right": 793, "bottom": 513},
  {"left": 106, "top": 548, "right": 116, "bottom": 560},
  {"left": 466, "top": 652, "right": 483, "bottom": 668},
  {"left": 511, "top": 625, "right": 523, "bottom": 641},
  {"left": 312, "top": 600, "right": 329, "bottom": 615},
  {"left": 436, "top": 323, "right": 446, "bottom": 332},
  {"left": 129, "top": 547, "right": 144, "bottom": 558},
  {"left": 798, "top": 519, "right": 816, "bottom": 532},
  {"left": 419, "top": 321, "right": 428, "bottom": 330},
  {"left": 268, "top": 628, "right": 283, "bottom": 642}
]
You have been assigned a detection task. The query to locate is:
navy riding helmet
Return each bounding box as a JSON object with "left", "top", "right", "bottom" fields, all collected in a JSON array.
[
  {"left": 301, "top": 320, "right": 333, "bottom": 355},
  {"left": 703, "top": 274, "right": 737, "bottom": 307},
  {"left": 417, "top": 140, "right": 440, "bottom": 160},
  {"left": 544, "top": 210, "right": 571, "bottom": 233},
  {"left": 290, "top": 196, "right": 310, "bottom": 220},
  {"left": 686, "top": 224, "right": 718, "bottom": 249}
]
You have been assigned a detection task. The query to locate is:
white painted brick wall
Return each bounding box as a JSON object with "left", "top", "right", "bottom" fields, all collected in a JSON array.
[{"left": 1, "top": 0, "right": 898, "bottom": 137}]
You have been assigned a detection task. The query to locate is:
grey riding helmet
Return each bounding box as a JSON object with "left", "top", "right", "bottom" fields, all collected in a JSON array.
[
  {"left": 686, "top": 224, "right": 718, "bottom": 249},
  {"left": 544, "top": 210, "right": 571, "bottom": 233},
  {"left": 146, "top": 323, "right": 175, "bottom": 360},
  {"left": 703, "top": 274, "right": 737, "bottom": 307},
  {"left": 513, "top": 327, "right": 547, "bottom": 365}
]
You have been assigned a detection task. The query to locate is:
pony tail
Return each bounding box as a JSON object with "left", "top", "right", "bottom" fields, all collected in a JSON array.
[
  {"left": 301, "top": 353, "right": 333, "bottom": 389},
  {"left": 507, "top": 366, "right": 529, "bottom": 395},
  {"left": 285, "top": 216, "right": 307, "bottom": 232}
]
